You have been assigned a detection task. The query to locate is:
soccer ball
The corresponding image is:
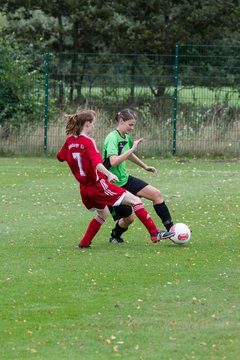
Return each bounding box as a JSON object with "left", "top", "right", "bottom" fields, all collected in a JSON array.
[{"left": 170, "top": 223, "right": 191, "bottom": 245}]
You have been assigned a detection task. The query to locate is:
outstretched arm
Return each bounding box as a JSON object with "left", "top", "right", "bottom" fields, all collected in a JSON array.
[
  {"left": 109, "top": 138, "right": 144, "bottom": 167},
  {"left": 129, "top": 153, "right": 157, "bottom": 175}
]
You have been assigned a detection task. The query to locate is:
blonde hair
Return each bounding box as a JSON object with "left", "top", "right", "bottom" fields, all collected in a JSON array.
[
  {"left": 115, "top": 108, "right": 138, "bottom": 122},
  {"left": 65, "top": 110, "right": 96, "bottom": 136}
]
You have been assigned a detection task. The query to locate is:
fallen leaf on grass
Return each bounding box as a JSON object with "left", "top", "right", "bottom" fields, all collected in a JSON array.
[{"left": 113, "top": 345, "right": 119, "bottom": 353}]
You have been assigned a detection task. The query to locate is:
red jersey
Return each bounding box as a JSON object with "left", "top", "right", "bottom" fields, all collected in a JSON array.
[
  {"left": 57, "top": 134, "right": 104, "bottom": 185},
  {"left": 57, "top": 134, "right": 126, "bottom": 211}
]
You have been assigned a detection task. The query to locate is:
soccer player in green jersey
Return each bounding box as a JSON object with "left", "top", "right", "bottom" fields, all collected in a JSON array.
[{"left": 102, "top": 108, "right": 174, "bottom": 243}]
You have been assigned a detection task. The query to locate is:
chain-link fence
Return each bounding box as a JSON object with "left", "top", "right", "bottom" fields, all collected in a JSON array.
[
  {"left": 1, "top": 45, "right": 239, "bottom": 156},
  {"left": 174, "top": 45, "right": 240, "bottom": 155}
]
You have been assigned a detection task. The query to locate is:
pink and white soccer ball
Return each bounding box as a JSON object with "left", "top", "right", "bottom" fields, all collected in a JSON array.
[{"left": 170, "top": 223, "right": 191, "bottom": 245}]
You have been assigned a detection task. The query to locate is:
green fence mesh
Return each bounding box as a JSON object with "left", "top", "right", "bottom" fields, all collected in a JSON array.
[
  {"left": 1, "top": 45, "right": 239, "bottom": 156},
  {"left": 175, "top": 45, "right": 240, "bottom": 155}
]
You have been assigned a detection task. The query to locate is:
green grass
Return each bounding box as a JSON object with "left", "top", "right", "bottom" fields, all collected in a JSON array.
[
  {"left": 173, "top": 86, "right": 240, "bottom": 107},
  {"left": 1, "top": 157, "right": 240, "bottom": 360},
  {"left": 57, "top": 86, "right": 240, "bottom": 109},
  {"left": 78, "top": 86, "right": 240, "bottom": 107}
]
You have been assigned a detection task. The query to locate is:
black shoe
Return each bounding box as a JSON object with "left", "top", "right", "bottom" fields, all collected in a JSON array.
[
  {"left": 151, "top": 229, "right": 175, "bottom": 243},
  {"left": 109, "top": 236, "right": 124, "bottom": 244}
]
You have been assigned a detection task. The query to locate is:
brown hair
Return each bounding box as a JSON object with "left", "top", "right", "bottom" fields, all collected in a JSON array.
[
  {"left": 65, "top": 110, "right": 96, "bottom": 136},
  {"left": 115, "top": 108, "right": 138, "bottom": 122}
]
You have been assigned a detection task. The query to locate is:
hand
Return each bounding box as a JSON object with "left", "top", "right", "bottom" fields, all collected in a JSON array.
[
  {"left": 108, "top": 173, "right": 119, "bottom": 183},
  {"left": 132, "top": 138, "right": 144, "bottom": 151},
  {"left": 145, "top": 166, "right": 157, "bottom": 176}
]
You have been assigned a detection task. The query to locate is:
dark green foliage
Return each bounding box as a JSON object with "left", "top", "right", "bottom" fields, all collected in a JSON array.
[
  {"left": 1, "top": 0, "right": 240, "bottom": 54},
  {"left": 0, "top": 36, "right": 45, "bottom": 130}
]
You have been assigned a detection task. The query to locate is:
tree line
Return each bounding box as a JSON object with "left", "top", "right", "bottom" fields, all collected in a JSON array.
[
  {"left": 0, "top": 0, "right": 239, "bottom": 130},
  {"left": 1, "top": 0, "right": 240, "bottom": 54}
]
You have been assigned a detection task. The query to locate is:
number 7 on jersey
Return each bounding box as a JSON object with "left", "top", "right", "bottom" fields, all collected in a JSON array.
[{"left": 72, "top": 152, "right": 86, "bottom": 176}]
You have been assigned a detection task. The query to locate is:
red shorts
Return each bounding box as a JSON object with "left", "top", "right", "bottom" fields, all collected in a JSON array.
[{"left": 80, "top": 178, "right": 126, "bottom": 211}]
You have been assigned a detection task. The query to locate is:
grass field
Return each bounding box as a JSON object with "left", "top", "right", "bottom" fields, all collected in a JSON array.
[
  {"left": 1, "top": 157, "right": 240, "bottom": 360},
  {"left": 76, "top": 86, "right": 240, "bottom": 107}
]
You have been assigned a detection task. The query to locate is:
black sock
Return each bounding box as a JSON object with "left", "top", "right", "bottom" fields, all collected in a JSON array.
[
  {"left": 111, "top": 222, "right": 128, "bottom": 238},
  {"left": 154, "top": 202, "right": 173, "bottom": 231}
]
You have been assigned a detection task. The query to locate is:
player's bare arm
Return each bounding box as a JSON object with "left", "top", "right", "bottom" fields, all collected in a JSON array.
[
  {"left": 96, "top": 163, "right": 119, "bottom": 182},
  {"left": 109, "top": 138, "right": 143, "bottom": 167},
  {"left": 128, "top": 153, "right": 157, "bottom": 175}
]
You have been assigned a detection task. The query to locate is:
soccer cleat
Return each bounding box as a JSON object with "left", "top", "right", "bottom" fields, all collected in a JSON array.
[
  {"left": 151, "top": 229, "right": 175, "bottom": 243},
  {"left": 109, "top": 235, "right": 124, "bottom": 244},
  {"left": 75, "top": 243, "right": 91, "bottom": 249}
]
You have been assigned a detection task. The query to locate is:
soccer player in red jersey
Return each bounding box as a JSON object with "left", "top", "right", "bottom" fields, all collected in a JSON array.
[{"left": 57, "top": 110, "right": 174, "bottom": 249}]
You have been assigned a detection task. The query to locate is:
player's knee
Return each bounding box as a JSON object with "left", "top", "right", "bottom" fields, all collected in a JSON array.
[
  {"left": 131, "top": 195, "right": 142, "bottom": 206},
  {"left": 123, "top": 192, "right": 142, "bottom": 206},
  {"left": 154, "top": 188, "right": 163, "bottom": 202},
  {"left": 97, "top": 207, "right": 109, "bottom": 221}
]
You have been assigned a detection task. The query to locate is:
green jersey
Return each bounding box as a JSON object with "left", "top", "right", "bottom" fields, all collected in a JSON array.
[{"left": 102, "top": 130, "right": 133, "bottom": 187}]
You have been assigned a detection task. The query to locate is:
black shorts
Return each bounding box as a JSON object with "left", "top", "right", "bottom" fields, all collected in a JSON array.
[{"left": 109, "top": 175, "right": 148, "bottom": 220}]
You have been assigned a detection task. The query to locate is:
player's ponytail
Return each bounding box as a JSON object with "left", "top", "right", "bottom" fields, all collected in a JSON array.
[
  {"left": 65, "top": 110, "right": 96, "bottom": 136},
  {"left": 65, "top": 113, "right": 80, "bottom": 135}
]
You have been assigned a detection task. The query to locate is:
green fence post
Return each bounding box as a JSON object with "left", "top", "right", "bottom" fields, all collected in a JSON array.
[
  {"left": 44, "top": 50, "right": 49, "bottom": 154},
  {"left": 173, "top": 44, "right": 179, "bottom": 155}
]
